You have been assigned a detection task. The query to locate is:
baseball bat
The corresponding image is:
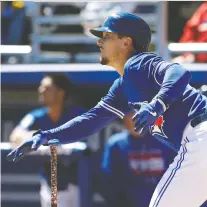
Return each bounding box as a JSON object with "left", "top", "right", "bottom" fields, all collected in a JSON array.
[{"left": 48, "top": 139, "right": 60, "bottom": 207}]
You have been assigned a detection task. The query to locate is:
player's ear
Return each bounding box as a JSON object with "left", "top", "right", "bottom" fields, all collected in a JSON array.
[{"left": 123, "top": 37, "right": 133, "bottom": 47}]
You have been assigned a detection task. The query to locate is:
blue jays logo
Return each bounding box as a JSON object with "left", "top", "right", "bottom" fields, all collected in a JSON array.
[{"left": 150, "top": 115, "right": 168, "bottom": 139}]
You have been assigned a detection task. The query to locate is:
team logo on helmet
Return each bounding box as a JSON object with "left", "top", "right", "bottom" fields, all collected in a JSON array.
[{"left": 150, "top": 115, "right": 168, "bottom": 139}]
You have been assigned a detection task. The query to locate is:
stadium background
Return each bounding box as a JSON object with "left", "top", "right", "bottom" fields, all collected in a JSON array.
[{"left": 1, "top": 1, "right": 207, "bottom": 207}]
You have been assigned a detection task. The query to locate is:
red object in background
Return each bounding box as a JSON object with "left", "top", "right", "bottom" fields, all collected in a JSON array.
[{"left": 179, "top": 2, "right": 207, "bottom": 62}]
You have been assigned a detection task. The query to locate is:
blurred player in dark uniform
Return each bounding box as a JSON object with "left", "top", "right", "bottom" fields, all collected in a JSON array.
[
  {"left": 10, "top": 73, "right": 84, "bottom": 207},
  {"left": 8, "top": 12, "right": 207, "bottom": 207},
  {"left": 101, "top": 113, "right": 175, "bottom": 207}
]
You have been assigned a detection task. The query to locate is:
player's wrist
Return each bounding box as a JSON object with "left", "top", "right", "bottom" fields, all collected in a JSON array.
[
  {"left": 32, "top": 129, "right": 50, "bottom": 143},
  {"left": 150, "top": 98, "right": 167, "bottom": 115}
]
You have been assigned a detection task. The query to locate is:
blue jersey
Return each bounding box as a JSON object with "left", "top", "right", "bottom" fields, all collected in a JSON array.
[
  {"left": 18, "top": 105, "right": 85, "bottom": 189},
  {"left": 101, "top": 130, "right": 175, "bottom": 207},
  {"left": 99, "top": 53, "right": 207, "bottom": 148},
  {"left": 42, "top": 52, "right": 207, "bottom": 150}
]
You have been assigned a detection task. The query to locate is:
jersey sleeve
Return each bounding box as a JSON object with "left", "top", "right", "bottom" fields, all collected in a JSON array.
[
  {"left": 97, "top": 78, "right": 131, "bottom": 119},
  {"left": 125, "top": 53, "right": 191, "bottom": 107},
  {"left": 152, "top": 60, "right": 191, "bottom": 106},
  {"left": 152, "top": 61, "right": 181, "bottom": 86},
  {"left": 124, "top": 54, "right": 178, "bottom": 89},
  {"left": 43, "top": 104, "right": 118, "bottom": 144}
]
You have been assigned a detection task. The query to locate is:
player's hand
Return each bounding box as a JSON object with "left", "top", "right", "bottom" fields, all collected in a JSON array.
[
  {"left": 129, "top": 99, "right": 165, "bottom": 135},
  {"left": 7, "top": 130, "right": 48, "bottom": 162}
]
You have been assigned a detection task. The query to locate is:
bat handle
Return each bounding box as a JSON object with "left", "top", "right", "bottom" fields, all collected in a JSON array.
[{"left": 48, "top": 139, "right": 60, "bottom": 207}]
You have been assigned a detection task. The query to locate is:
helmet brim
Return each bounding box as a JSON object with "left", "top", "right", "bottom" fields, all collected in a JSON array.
[{"left": 90, "top": 27, "right": 113, "bottom": 38}]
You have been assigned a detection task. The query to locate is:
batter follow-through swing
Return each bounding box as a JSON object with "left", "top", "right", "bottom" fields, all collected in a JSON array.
[{"left": 7, "top": 12, "right": 207, "bottom": 207}]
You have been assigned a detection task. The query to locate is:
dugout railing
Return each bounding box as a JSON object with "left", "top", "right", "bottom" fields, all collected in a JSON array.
[{"left": 2, "top": 63, "right": 207, "bottom": 86}]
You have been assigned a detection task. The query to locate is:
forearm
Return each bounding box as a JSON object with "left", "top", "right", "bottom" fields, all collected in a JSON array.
[
  {"left": 43, "top": 105, "right": 116, "bottom": 144},
  {"left": 155, "top": 64, "right": 191, "bottom": 108}
]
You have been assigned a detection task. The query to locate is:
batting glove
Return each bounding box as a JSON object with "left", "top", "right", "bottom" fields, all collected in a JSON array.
[
  {"left": 129, "top": 99, "right": 166, "bottom": 135},
  {"left": 7, "top": 130, "right": 48, "bottom": 162}
]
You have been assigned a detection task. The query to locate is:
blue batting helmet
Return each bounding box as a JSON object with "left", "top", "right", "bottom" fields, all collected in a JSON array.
[{"left": 90, "top": 12, "right": 151, "bottom": 50}]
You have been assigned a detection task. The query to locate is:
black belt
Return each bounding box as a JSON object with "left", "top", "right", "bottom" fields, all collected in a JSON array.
[{"left": 190, "top": 110, "right": 207, "bottom": 128}]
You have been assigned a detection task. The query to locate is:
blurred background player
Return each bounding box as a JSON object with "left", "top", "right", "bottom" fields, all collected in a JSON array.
[
  {"left": 10, "top": 73, "right": 85, "bottom": 207},
  {"left": 100, "top": 113, "right": 175, "bottom": 207},
  {"left": 172, "top": 1, "right": 207, "bottom": 63}
]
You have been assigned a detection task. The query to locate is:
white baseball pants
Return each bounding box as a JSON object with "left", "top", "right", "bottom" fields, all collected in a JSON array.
[{"left": 149, "top": 121, "right": 207, "bottom": 207}]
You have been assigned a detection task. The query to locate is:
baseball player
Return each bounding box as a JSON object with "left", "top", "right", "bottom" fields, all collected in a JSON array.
[
  {"left": 100, "top": 113, "right": 176, "bottom": 207},
  {"left": 10, "top": 73, "right": 85, "bottom": 207},
  {"left": 7, "top": 12, "right": 207, "bottom": 207}
]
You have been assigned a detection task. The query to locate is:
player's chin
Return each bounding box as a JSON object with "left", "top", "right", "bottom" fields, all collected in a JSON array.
[
  {"left": 38, "top": 96, "right": 44, "bottom": 103},
  {"left": 39, "top": 96, "right": 48, "bottom": 105}
]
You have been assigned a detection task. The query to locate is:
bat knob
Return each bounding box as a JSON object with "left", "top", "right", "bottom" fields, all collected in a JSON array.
[{"left": 48, "top": 139, "right": 60, "bottom": 146}]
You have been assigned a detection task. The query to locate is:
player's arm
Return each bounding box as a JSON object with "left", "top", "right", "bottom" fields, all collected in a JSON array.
[
  {"left": 152, "top": 62, "right": 191, "bottom": 109},
  {"left": 127, "top": 57, "right": 191, "bottom": 134},
  {"left": 42, "top": 104, "right": 117, "bottom": 144},
  {"left": 42, "top": 78, "right": 130, "bottom": 144},
  {"left": 7, "top": 79, "right": 131, "bottom": 162},
  {"left": 7, "top": 104, "right": 117, "bottom": 161},
  {"left": 127, "top": 56, "right": 191, "bottom": 110}
]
